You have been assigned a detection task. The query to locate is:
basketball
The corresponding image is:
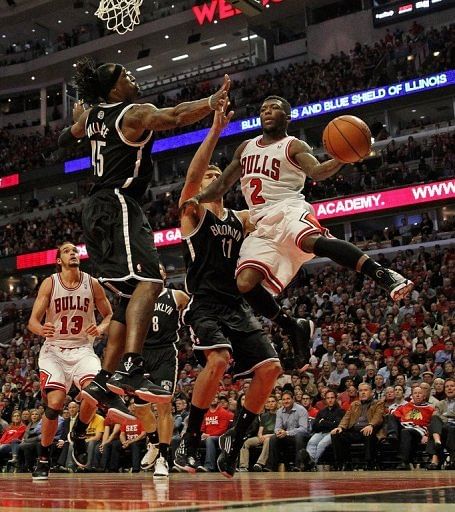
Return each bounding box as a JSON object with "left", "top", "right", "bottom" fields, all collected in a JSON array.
[{"left": 322, "top": 115, "right": 372, "bottom": 163}]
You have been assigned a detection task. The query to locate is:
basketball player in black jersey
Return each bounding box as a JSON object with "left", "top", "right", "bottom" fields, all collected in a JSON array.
[
  {"left": 174, "top": 100, "right": 282, "bottom": 478},
  {"left": 58, "top": 59, "right": 229, "bottom": 414},
  {"left": 132, "top": 264, "right": 189, "bottom": 478}
]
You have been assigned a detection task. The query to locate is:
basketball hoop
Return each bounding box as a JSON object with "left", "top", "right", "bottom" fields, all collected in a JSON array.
[{"left": 95, "top": 0, "right": 143, "bottom": 35}]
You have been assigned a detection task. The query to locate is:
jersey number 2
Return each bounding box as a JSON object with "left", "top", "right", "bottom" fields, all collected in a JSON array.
[
  {"left": 250, "top": 178, "right": 265, "bottom": 205},
  {"left": 60, "top": 315, "right": 83, "bottom": 335},
  {"left": 91, "top": 140, "right": 106, "bottom": 177}
]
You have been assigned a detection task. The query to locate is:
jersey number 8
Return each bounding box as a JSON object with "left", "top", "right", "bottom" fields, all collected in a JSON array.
[{"left": 151, "top": 316, "right": 159, "bottom": 332}]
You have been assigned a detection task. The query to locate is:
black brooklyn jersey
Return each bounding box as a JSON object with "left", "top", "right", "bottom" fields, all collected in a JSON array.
[
  {"left": 144, "top": 288, "right": 180, "bottom": 349},
  {"left": 183, "top": 209, "right": 244, "bottom": 303},
  {"left": 86, "top": 102, "right": 154, "bottom": 200}
]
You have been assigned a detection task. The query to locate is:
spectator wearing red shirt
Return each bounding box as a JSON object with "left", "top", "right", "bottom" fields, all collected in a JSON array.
[
  {"left": 386, "top": 386, "right": 434, "bottom": 469},
  {"left": 114, "top": 409, "right": 146, "bottom": 473},
  {"left": 199, "top": 396, "right": 234, "bottom": 472},
  {"left": 0, "top": 410, "right": 26, "bottom": 465},
  {"left": 301, "top": 394, "right": 319, "bottom": 423},
  {"left": 339, "top": 385, "right": 359, "bottom": 411}
]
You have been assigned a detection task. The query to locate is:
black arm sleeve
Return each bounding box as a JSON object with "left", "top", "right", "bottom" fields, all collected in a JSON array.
[{"left": 58, "top": 126, "right": 80, "bottom": 148}]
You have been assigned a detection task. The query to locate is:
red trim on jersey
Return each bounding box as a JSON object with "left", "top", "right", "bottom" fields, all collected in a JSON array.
[
  {"left": 39, "top": 370, "right": 66, "bottom": 393},
  {"left": 79, "top": 374, "right": 96, "bottom": 387},
  {"left": 256, "top": 136, "right": 287, "bottom": 148},
  {"left": 236, "top": 259, "right": 284, "bottom": 294},
  {"left": 295, "top": 228, "right": 322, "bottom": 251},
  {"left": 57, "top": 271, "right": 83, "bottom": 291},
  {"left": 285, "top": 139, "right": 303, "bottom": 170}
]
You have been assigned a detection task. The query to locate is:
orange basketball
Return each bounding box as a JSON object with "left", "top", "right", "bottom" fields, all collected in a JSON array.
[{"left": 322, "top": 115, "right": 372, "bottom": 163}]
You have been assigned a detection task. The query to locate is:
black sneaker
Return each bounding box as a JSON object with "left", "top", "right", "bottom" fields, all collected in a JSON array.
[
  {"left": 174, "top": 434, "right": 201, "bottom": 474},
  {"left": 68, "top": 431, "right": 88, "bottom": 468},
  {"left": 106, "top": 355, "right": 172, "bottom": 404},
  {"left": 81, "top": 379, "right": 135, "bottom": 423},
  {"left": 32, "top": 459, "right": 49, "bottom": 481},
  {"left": 285, "top": 319, "right": 315, "bottom": 366},
  {"left": 375, "top": 268, "right": 414, "bottom": 301},
  {"left": 217, "top": 429, "right": 239, "bottom": 479}
]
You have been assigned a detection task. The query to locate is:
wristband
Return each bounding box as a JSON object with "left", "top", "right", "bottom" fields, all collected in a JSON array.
[{"left": 208, "top": 95, "right": 215, "bottom": 110}]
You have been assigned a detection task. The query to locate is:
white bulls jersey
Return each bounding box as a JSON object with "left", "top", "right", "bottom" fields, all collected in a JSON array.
[
  {"left": 44, "top": 272, "right": 96, "bottom": 348},
  {"left": 240, "top": 135, "right": 306, "bottom": 222}
]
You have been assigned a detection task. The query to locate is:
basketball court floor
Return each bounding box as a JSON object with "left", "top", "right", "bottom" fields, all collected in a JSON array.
[{"left": 1, "top": 471, "right": 455, "bottom": 511}]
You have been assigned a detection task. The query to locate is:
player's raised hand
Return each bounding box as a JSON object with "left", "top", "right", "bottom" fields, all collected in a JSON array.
[
  {"left": 212, "top": 98, "right": 234, "bottom": 133},
  {"left": 209, "top": 74, "right": 231, "bottom": 111},
  {"left": 41, "top": 322, "right": 55, "bottom": 337},
  {"left": 72, "top": 100, "right": 86, "bottom": 123},
  {"left": 86, "top": 323, "right": 101, "bottom": 337}
]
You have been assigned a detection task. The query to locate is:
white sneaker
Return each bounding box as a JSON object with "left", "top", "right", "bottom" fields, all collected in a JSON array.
[
  {"left": 153, "top": 456, "right": 169, "bottom": 478},
  {"left": 141, "top": 443, "right": 159, "bottom": 470}
]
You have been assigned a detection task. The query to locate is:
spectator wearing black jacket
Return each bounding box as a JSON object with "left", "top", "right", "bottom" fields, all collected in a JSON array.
[
  {"left": 339, "top": 364, "right": 362, "bottom": 392},
  {"left": 305, "top": 391, "right": 344, "bottom": 466}
]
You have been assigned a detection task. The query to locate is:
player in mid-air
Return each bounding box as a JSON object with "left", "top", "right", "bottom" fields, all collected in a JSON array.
[
  {"left": 58, "top": 58, "right": 229, "bottom": 414},
  {"left": 174, "top": 99, "right": 283, "bottom": 478},
  {"left": 184, "top": 96, "right": 414, "bottom": 329},
  {"left": 121, "top": 264, "right": 189, "bottom": 478},
  {"left": 27, "top": 242, "right": 115, "bottom": 480}
]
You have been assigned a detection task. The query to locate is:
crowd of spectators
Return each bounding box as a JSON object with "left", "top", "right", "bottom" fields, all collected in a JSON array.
[
  {"left": 0, "top": 128, "right": 65, "bottom": 177},
  {"left": 1, "top": 133, "right": 453, "bottom": 258},
  {"left": 0, "top": 242, "right": 453, "bottom": 473},
  {"left": 0, "top": 21, "right": 453, "bottom": 175},
  {"left": 149, "top": 22, "right": 454, "bottom": 136}
]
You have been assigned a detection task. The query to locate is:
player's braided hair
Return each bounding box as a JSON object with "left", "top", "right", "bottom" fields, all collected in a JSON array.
[
  {"left": 73, "top": 58, "right": 123, "bottom": 105},
  {"left": 73, "top": 57, "right": 102, "bottom": 105}
]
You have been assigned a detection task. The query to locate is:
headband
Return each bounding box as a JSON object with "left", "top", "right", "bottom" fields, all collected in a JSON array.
[{"left": 96, "top": 63, "right": 123, "bottom": 100}]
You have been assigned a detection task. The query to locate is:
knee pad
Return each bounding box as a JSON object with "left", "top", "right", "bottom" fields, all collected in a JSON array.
[{"left": 44, "top": 406, "right": 62, "bottom": 420}]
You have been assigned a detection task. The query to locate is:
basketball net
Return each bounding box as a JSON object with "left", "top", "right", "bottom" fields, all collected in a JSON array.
[{"left": 95, "top": 0, "right": 143, "bottom": 35}]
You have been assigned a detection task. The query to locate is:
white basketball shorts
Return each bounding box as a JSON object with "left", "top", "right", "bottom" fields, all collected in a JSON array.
[
  {"left": 236, "top": 198, "right": 331, "bottom": 295},
  {"left": 39, "top": 343, "right": 101, "bottom": 394}
]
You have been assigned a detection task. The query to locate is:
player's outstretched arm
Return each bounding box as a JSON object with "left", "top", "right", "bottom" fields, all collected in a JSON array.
[
  {"left": 134, "top": 75, "right": 231, "bottom": 132},
  {"left": 290, "top": 139, "right": 345, "bottom": 181},
  {"left": 192, "top": 141, "right": 247, "bottom": 204},
  {"left": 27, "top": 277, "right": 55, "bottom": 337},
  {"left": 58, "top": 101, "right": 91, "bottom": 148},
  {"left": 87, "top": 278, "right": 113, "bottom": 337},
  {"left": 179, "top": 98, "right": 234, "bottom": 207}
]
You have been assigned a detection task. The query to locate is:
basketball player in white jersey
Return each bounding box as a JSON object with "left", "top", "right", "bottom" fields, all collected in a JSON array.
[
  {"left": 184, "top": 96, "right": 414, "bottom": 361},
  {"left": 27, "top": 242, "right": 118, "bottom": 480}
]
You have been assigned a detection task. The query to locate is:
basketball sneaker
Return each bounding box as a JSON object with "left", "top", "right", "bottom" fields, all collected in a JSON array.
[
  {"left": 376, "top": 268, "right": 414, "bottom": 301},
  {"left": 32, "top": 459, "right": 49, "bottom": 481},
  {"left": 81, "top": 378, "right": 135, "bottom": 423},
  {"left": 174, "top": 433, "right": 201, "bottom": 473},
  {"left": 68, "top": 430, "right": 88, "bottom": 468},
  {"left": 217, "top": 429, "right": 239, "bottom": 478},
  {"left": 106, "top": 355, "right": 172, "bottom": 403},
  {"left": 141, "top": 442, "right": 159, "bottom": 470},
  {"left": 153, "top": 457, "right": 169, "bottom": 478}
]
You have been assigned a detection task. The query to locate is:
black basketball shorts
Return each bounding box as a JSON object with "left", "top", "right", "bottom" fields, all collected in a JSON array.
[
  {"left": 134, "top": 345, "right": 178, "bottom": 405},
  {"left": 182, "top": 298, "right": 280, "bottom": 379},
  {"left": 82, "top": 188, "right": 162, "bottom": 297}
]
